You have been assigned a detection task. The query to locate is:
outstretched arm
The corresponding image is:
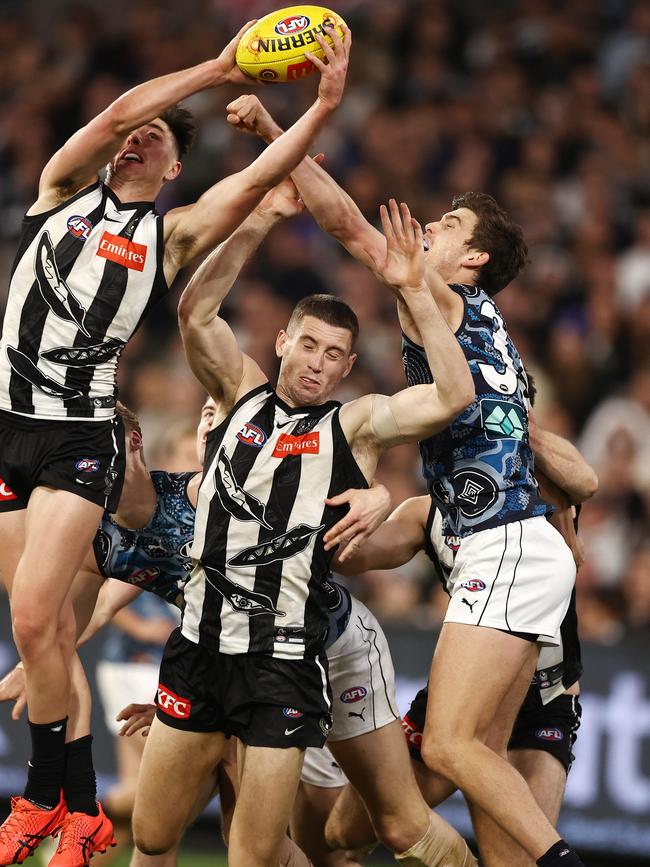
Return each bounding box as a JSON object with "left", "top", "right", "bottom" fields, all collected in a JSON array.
[
  {"left": 341, "top": 200, "right": 474, "bottom": 454},
  {"left": 227, "top": 95, "right": 385, "bottom": 274},
  {"left": 35, "top": 22, "right": 257, "bottom": 210},
  {"left": 177, "top": 177, "right": 303, "bottom": 409},
  {"left": 164, "top": 28, "right": 351, "bottom": 275},
  {"left": 226, "top": 97, "right": 462, "bottom": 332}
]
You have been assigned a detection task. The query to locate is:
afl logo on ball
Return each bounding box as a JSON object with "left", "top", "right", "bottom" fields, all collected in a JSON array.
[
  {"left": 340, "top": 686, "right": 367, "bottom": 704},
  {"left": 67, "top": 215, "right": 92, "bottom": 240},
  {"left": 237, "top": 422, "right": 267, "bottom": 447},
  {"left": 275, "top": 15, "right": 310, "bottom": 35},
  {"left": 460, "top": 579, "right": 486, "bottom": 592}
]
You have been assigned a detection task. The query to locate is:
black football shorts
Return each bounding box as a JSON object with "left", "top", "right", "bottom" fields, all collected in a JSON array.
[
  {"left": 0, "top": 409, "right": 125, "bottom": 512},
  {"left": 509, "top": 686, "right": 582, "bottom": 773},
  {"left": 402, "top": 683, "right": 581, "bottom": 774},
  {"left": 156, "top": 628, "right": 332, "bottom": 749}
]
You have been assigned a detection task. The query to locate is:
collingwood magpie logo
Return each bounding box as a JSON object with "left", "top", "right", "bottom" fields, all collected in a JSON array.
[
  {"left": 215, "top": 448, "right": 272, "bottom": 529},
  {"left": 227, "top": 523, "right": 323, "bottom": 567},
  {"left": 35, "top": 231, "right": 91, "bottom": 337},
  {"left": 204, "top": 564, "right": 286, "bottom": 618}
]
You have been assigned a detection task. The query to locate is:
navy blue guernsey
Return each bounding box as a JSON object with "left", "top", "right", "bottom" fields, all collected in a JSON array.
[
  {"left": 402, "top": 283, "right": 552, "bottom": 538},
  {"left": 93, "top": 471, "right": 197, "bottom": 608},
  {"left": 92, "top": 469, "right": 350, "bottom": 647}
]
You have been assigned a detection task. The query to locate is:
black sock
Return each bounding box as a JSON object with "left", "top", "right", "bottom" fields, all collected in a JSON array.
[
  {"left": 63, "top": 735, "right": 98, "bottom": 816},
  {"left": 23, "top": 717, "right": 67, "bottom": 809},
  {"left": 537, "top": 840, "right": 585, "bottom": 866}
]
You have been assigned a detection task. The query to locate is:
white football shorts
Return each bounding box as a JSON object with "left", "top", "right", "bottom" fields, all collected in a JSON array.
[{"left": 443, "top": 516, "right": 576, "bottom": 645}]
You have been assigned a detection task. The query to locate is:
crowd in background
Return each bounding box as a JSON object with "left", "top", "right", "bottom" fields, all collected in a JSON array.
[{"left": 0, "top": 0, "right": 649, "bottom": 642}]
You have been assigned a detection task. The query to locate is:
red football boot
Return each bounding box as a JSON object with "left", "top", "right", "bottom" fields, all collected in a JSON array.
[
  {"left": 48, "top": 803, "right": 115, "bottom": 867},
  {"left": 0, "top": 793, "right": 67, "bottom": 865}
]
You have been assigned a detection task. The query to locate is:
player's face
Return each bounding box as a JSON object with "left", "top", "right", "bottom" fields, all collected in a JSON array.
[
  {"left": 109, "top": 119, "right": 181, "bottom": 188},
  {"left": 276, "top": 316, "right": 356, "bottom": 407},
  {"left": 196, "top": 398, "right": 217, "bottom": 465},
  {"left": 422, "top": 207, "right": 481, "bottom": 281}
]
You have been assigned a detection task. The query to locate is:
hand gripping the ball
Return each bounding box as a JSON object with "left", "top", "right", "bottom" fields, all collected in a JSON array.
[
  {"left": 215, "top": 20, "right": 260, "bottom": 85},
  {"left": 308, "top": 24, "right": 351, "bottom": 112}
]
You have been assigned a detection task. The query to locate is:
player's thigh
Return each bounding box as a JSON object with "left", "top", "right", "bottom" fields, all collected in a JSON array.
[
  {"left": 292, "top": 782, "right": 351, "bottom": 867},
  {"left": 484, "top": 652, "right": 538, "bottom": 756},
  {"left": 230, "top": 744, "right": 305, "bottom": 862},
  {"left": 329, "top": 720, "right": 423, "bottom": 821},
  {"left": 508, "top": 749, "right": 567, "bottom": 824},
  {"left": 133, "top": 717, "right": 226, "bottom": 850},
  {"left": 0, "top": 508, "right": 26, "bottom": 593},
  {"left": 426, "top": 623, "right": 538, "bottom": 743},
  {"left": 13, "top": 487, "right": 103, "bottom": 618}
]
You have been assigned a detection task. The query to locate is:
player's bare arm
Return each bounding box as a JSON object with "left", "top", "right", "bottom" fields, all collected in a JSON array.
[
  {"left": 529, "top": 413, "right": 598, "bottom": 504},
  {"left": 177, "top": 178, "right": 304, "bottom": 413},
  {"left": 334, "top": 495, "right": 430, "bottom": 575},
  {"left": 340, "top": 200, "right": 474, "bottom": 477},
  {"left": 536, "top": 468, "right": 586, "bottom": 571},
  {"left": 164, "top": 27, "right": 350, "bottom": 281},
  {"left": 76, "top": 581, "right": 144, "bottom": 646},
  {"left": 227, "top": 89, "right": 385, "bottom": 274},
  {"left": 33, "top": 22, "right": 257, "bottom": 211},
  {"left": 226, "top": 93, "right": 463, "bottom": 330}
]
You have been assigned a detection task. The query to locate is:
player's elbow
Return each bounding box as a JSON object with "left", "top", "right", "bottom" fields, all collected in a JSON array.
[
  {"left": 576, "top": 467, "right": 599, "bottom": 502},
  {"left": 442, "top": 381, "right": 475, "bottom": 420},
  {"left": 103, "top": 103, "right": 134, "bottom": 139}
]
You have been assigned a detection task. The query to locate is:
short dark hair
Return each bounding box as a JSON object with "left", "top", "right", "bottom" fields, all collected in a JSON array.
[
  {"left": 160, "top": 105, "right": 196, "bottom": 160},
  {"left": 287, "top": 294, "right": 359, "bottom": 348},
  {"left": 452, "top": 191, "right": 528, "bottom": 296}
]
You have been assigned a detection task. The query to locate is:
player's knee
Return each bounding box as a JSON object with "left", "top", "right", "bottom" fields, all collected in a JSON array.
[
  {"left": 324, "top": 812, "right": 346, "bottom": 851},
  {"left": 11, "top": 607, "right": 56, "bottom": 660},
  {"left": 132, "top": 823, "right": 177, "bottom": 856},
  {"left": 420, "top": 735, "right": 458, "bottom": 778},
  {"left": 373, "top": 815, "right": 422, "bottom": 854}
]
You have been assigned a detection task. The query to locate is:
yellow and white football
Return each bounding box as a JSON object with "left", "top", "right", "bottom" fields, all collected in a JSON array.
[{"left": 236, "top": 6, "right": 347, "bottom": 83}]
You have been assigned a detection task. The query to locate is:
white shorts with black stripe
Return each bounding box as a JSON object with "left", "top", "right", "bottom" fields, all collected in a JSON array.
[
  {"left": 443, "top": 516, "right": 576, "bottom": 646},
  {"left": 300, "top": 596, "right": 399, "bottom": 788}
]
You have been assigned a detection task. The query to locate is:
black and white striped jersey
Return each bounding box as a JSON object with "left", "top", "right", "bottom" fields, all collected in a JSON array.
[
  {"left": 0, "top": 181, "right": 167, "bottom": 420},
  {"left": 182, "top": 384, "right": 369, "bottom": 659}
]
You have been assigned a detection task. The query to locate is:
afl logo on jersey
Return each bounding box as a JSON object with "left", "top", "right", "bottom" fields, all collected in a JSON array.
[
  {"left": 236, "top": 422, "right": 267, "bottom": 447},
  {"left": 340, "top": 686, "right": 367, "bottom": 704},
  {"left": 67, "top": 215, "right": 93, "bottom": 240},
  {"left": 460, "top": 579, "right": 486, "bottom": 592}
]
